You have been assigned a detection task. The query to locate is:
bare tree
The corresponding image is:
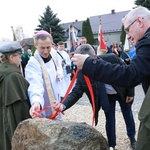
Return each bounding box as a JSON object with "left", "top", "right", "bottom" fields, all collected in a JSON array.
[{"left": 15, "top": 25, "right": 25, "bottom": 41}]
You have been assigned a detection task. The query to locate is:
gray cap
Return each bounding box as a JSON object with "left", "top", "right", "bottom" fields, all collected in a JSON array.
[{"left": 0, "top": 41, "right": 22, "bottom": 54}]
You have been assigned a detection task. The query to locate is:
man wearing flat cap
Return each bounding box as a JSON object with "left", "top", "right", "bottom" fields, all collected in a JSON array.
[{"left": 0, "top": 41, "right": 31, "bottom": 150}]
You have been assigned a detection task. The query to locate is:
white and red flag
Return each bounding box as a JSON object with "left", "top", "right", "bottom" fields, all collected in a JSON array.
[
  {"left": 97, "top": 21, "right": 107, "bottom": 55},
  {"left": 69, "top": 25, "right": 78, "bottom": 52}
]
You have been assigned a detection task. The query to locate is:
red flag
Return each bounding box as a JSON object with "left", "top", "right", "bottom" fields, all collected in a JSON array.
[{"left": 97, "top": 22, "right": 107, "bottom": 55}]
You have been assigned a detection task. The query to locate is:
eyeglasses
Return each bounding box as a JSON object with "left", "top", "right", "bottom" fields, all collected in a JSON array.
[{"left": 124, "top": 19, "right": 137, "bottom": 33}]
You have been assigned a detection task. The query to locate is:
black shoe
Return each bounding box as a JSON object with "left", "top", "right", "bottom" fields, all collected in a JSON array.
[{"left": 130, "top": 138, "right": 136, "bottom": 150}]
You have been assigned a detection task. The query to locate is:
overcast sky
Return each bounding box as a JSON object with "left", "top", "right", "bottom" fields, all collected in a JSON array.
[{"left": 0, "top": 0, "right": 136, "bottom": 40}]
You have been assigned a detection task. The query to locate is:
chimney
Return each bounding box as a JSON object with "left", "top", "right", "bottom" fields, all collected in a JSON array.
[{"left": 111, "top": 9, "right": 115, "bottom": 14}]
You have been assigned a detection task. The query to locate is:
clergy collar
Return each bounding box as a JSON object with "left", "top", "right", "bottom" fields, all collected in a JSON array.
[{"left": 41, "top": 54, "right": 52, "bottom": 63}]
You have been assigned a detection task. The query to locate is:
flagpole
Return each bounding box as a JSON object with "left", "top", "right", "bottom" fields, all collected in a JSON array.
[
  {"left": 69, "top": 25, "right": 72, "bottom": 52},
  {"left": 72, "top": 25, "right": 78, "bottom": 47},
  {"left": 124, "top": 34, "right": 130, "bottom": 52},
  {"left": 68, "top": 25, "right": 70, "bottom": 40},
  {"left": 97, "top": 18, "right": 107, "bottom": 55}
]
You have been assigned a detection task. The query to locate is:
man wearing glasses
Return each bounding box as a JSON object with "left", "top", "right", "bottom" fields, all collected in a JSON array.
[
  {"left": 71, "top": 6, "right": 150, "bottom": 150},
  {"left": 124, "top": 19, "right": 137, "bottom": 34}
]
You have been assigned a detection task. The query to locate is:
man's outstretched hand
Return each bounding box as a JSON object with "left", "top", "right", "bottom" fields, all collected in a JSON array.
[{"left": 71, "top": 54, "right": 89, "bottom": 70}]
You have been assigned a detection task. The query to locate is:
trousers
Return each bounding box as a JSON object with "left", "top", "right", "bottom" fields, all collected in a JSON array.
[{"left": 104, "top": 94, "right": 136, "bottom": 148}]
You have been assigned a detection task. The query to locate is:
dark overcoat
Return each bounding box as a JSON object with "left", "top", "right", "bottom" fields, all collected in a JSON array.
[
  {"left": 82, "top": 28, "right": 150, "bottom": 93},
  {"left": 82, "top": 28, "right": 150, "bottom": 150}
]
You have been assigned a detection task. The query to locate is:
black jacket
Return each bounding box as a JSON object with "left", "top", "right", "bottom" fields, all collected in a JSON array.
[
  {"left": 63, "top": 53, "right": 134, "bottom": 126},
  {"left": 98, "top": 53, "right": 134, "bottom": 101},
  {"left": 82, "top": 28, "right": 150, "bottom": 94},
  {"left": 63, "top": 70, "right": 100, "bottom": 126}
]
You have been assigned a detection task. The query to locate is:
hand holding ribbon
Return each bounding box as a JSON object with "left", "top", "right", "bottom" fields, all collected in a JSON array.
[
  {"left": 31, "top": 103, "right": 64, "bottom": 119},
  {"left": 29, "top": 102, "right": 41, "bottom": 118}
]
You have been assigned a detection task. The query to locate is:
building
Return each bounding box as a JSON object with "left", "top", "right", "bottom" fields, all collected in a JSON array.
[
  {"left": 20, "top": 38, "right": 34, "bottom": 53},
  {"left": 19, "top": 9, "right": 130, "bottom": 52},
  {"left": 60, "top": 9, "right": 130, "bottom": 50}
]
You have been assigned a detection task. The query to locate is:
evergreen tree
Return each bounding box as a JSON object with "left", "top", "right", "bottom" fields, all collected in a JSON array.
[
  {"left": 82, "top": 21, "right": 87, "bottom": 37},
  {"left": 82, "top": 18, "right": 94, "bottom": 45},
  {"left": 35, "top": 5, "right": 66, "bottom": 44},
  {"left": 135, "top": 0, "right": 150, "bottom": 10},
  {"left": 120, "top": 25, "right": 126, "bottom": 45}
]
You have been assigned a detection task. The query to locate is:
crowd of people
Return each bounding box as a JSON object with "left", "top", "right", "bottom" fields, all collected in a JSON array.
[{"left": 0, "top": 6, "right": 150, "bottom": 150}]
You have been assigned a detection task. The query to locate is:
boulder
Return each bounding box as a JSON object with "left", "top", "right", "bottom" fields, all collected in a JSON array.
[{"left": 12, "top": 118, "right": 109, "bottom": 150}]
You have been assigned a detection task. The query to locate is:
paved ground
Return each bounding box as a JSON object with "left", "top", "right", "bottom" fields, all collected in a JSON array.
[
  {"left": 63, "top": 84, "right": 145, "bottom": 150},
  {"left": 116, "top": 84, "right": 145, "bottom": 113}
]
